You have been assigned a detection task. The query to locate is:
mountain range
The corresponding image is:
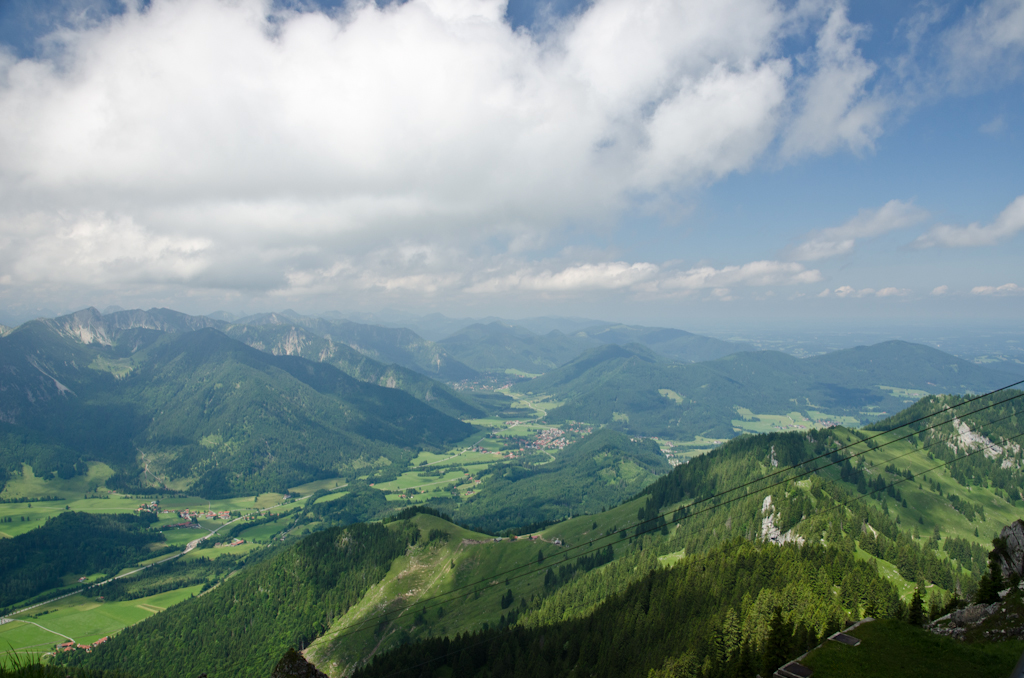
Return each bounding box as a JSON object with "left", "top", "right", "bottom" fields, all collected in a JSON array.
[
  {"left": 0, "top": 309, "right": 475, "bottom": 497},
  {"left": 524, "top": 341, "right": 1018, "bottom": 439}
]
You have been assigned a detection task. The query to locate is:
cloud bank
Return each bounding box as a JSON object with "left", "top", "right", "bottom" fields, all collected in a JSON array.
[
  {"left": 0, "top": 0, "right": 883, "bottom": 305},
  {"left": 0, "top": 0, "right": 1019, "bottom": 316}
]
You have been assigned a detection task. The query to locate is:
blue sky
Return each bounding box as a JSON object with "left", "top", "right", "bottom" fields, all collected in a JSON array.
[{"left": 0, "top": 0, "right": 1021, "bottom": 330}]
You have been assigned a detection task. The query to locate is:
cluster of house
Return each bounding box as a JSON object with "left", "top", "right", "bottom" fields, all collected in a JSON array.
[
  {"left": 57, "top": 637, "right": 107, "bottom": 653},
  {"left": 134, "top": 500, "right": 160, "bottom": 514},
  {"left": 531, "top": 427, "right": 570, "bottom": 450},
  {"left": 492, "top": 534, "right": 543, "bottom": 542},
  {"left": 212, "top": 538, "right": 245, "bottom": 549},
  {"left": 178, "top": 508, "right": 232, "bottom": 521}
]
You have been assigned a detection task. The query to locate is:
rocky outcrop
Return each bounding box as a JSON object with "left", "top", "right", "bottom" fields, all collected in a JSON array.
[
  {"left": 271, "top": 648, "right": 328, "bottom": 678},
  {"left": 929, "top": 602, "right": 1003, "bottom": 640},
  {"left": 997, "top": 519, "right": 1024, "bottom": 581}
]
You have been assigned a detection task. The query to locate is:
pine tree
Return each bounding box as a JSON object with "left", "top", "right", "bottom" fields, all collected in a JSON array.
[{"left": 908, "top": 589, "right": 924, "bottom": 626}]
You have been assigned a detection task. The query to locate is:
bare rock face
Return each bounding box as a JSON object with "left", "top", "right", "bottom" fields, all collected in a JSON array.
[
  {"left": 998, "top": 519, "right": 1024, "bottom": 581},
  {"left": 271, "top": 648, "right": 327, "bottom": 678}
]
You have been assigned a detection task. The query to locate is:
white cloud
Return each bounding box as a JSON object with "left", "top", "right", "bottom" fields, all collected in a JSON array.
[
  {"left": 971, "top": 283, "right": 1021, "bottom": 295},
  {"left": 931, "top": 285, "right": 948, "bottom": 295},
  {"left": 790, "top": 199, "right": 927, "bottom": 261},
  {"left": 782, "top": 4, "right": 888, "bottom": 157},
  {"left": 466, "top": 261, "right": 660, "bottom": 294},
  {"left": 464, "top": 258, "right": 820, "bottom": 297},
  {"left": 830, "top": 286, "right": 905, "bottom": 298},
  {"left": 0, "top": 0, "right": 885, "bottom": 306},
  {"left": 660, "top": 260, "right": 821, "bottom": 290},
  {"left": 916, "top": 194, "right": 1024, "bottom": 248},
  {"left": 941, "top": 0, "right": 1024, "bottom": 91}
]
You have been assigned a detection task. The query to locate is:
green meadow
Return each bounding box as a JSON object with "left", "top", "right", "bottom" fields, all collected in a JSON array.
[
  {"left": 0, "top": 585, "right": 203, "bottom": 663},
  {"left": 801, "top": 619, "right": 1024, "bottom": 678}
]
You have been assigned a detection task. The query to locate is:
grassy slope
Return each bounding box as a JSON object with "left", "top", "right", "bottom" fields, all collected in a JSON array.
[
  {"left": 801, "top": 619, "right": 1024, "bottom": 678},
  {"left": 1, "top": 585, "right": 203, "bottom": 655},
  {"left": 305, "top": 509, "right": 641, "bottom": 677},
  {"left": 451, "top": 429, "right": 671, "bottom": 533}
]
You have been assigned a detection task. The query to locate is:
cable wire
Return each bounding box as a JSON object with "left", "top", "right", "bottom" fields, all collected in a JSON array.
[{"left": 319, "top": 389, "right": 1024, "bottom": 644}]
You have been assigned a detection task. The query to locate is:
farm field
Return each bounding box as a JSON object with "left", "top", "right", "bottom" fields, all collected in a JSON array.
[
  {"left": 237, "top": 515, "right": 294, "bottom": 543},
  {"left": 0, "top": 585, "right": 203, "bottom": 664},
  {"left": 0, "top": 461, "right": 298, "bottom": 541},
  {"left": 732, "top": 408, "right": 861, "bottom": 434},
  {"left": 182, "top": 541, "right": 262, "bottom": 561},
  {"left": 289, "top": 477, "right": 347, "bottom": 494}
]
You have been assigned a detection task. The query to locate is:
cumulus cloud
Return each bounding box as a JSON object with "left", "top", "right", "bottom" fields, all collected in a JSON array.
[
  {"left": 931, "top": 285, "right": 948, "bottom": 295},
  {"left": 790, "top": 199, "right": 927, "bottom": 261},
  {"left": 875, "top": 287, "right": 909, "bottom": 297},
  {"left": 0, "top": 0, "right": 884, "bottom": 307},
  {"left": 971, "top": 283, "right": 1021, "bottom": 295},
  {"left": 827, "top": 286, "right": 907, "bottom": 298},
  {"left": 916, "top": 195, "right": 1024, "bottom": 248}
]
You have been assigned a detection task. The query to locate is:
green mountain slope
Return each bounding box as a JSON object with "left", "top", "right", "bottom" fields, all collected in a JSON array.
[
  {"left": 435, "top": 321, "right": 750, "bottom": 374},
  {"left": 436, "top": 322, "right": 597, "bottom": 373},
  {"left": 223, "top": 321, "right": 482, "bottom": 419},
  {"left": 0, "top": 320, "right": 475, "bottom": 498},
  {"left": 124, "top": 329, "right": 475, "bottom": 496},
  {"left": 449, "top": 429, "right": 671, "bottom": 533},
  {"left": 235, "top": 312, "right": 478, "bottom": 381},
  {"left": 580, "top": 323, "right": 752, "bottom": 362},
  {"left": 60, "top": 390, "right": 1024, "bottom": 678},
  {"left": 0, "top": 511, "right": 163, "bottom": 609},
  {"left": 64, "top": 521, "right": 417, "bottom": 678},
  {"left": 526, "top": 341, "right": 1016, "bottom": 439}
]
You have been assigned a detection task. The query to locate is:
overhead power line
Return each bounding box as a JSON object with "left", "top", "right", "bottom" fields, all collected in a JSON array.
[{"left": 319, "top": 383, "right": 1023, "bottom": 645}]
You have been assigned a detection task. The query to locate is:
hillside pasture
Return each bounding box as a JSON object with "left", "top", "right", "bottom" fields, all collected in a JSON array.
[{"left": 1, "top": 585, "right": 203, "bottom": 660}]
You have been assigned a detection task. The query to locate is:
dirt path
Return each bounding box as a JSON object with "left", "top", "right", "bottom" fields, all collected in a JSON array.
[{"left": 21, "top": 620, "right": 74, "bottom": 642}]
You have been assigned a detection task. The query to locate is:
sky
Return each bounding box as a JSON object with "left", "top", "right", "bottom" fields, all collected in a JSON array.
[{"left": 0, "top": 0, "right": 1022, "bottom": 331}]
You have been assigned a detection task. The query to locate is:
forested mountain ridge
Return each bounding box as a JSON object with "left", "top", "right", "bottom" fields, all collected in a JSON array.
[
  {"left": 435, "top": 321, "right": 750, "bottom": 374},
  {"left": 436, "top": 322, "right": 597, "bottom": 373},
  {"left": 62, "top": 521, "right": 419, "bottom": 678},
  {"left": 222, "top": 321, "right": 482, "bottom": 419},
  {"left": 578, "top": 323, "right": 752, "bottom": 363},
  {"left": 126, "top": 329, "right": 475, "bottom": 496},
  {"left": 233, "top": 311, "right": 478, "bottom": 381},
  {"left": 525, "top": 341, "right": 1016, "bottom": 439},
  {"left": 58, "top": 389, "right": 1024, "bottom": 678},
  {"left": 0, "top": 319, "right": 475, "bottom": 497},
  {"left": 446, "top": 428, "right": 671, "bottom": 533}
]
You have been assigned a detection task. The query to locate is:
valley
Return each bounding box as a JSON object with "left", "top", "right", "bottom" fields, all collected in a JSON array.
[{"left": 0, "top": 307, "right": 1022, "bottom": 678}]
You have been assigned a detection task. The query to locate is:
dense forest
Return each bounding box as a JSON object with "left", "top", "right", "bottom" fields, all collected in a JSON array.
[
  {"left": 353, "top": 538, "right": 902, "bottom": 678},
  {"left": 446, "top": 429, "right": 671, "bottom": 533},
  {"left": 525, "top": 342, "right": 1014, "bottom": 439},
  {"left": 63, "top": 521, "right": 419, "bottom": 678},
  {"left": 0, "top": 316, "right": 475, "bottom": 498},
  {"left": 0, "top": 511, "right": 161, "bottom": 609}
]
